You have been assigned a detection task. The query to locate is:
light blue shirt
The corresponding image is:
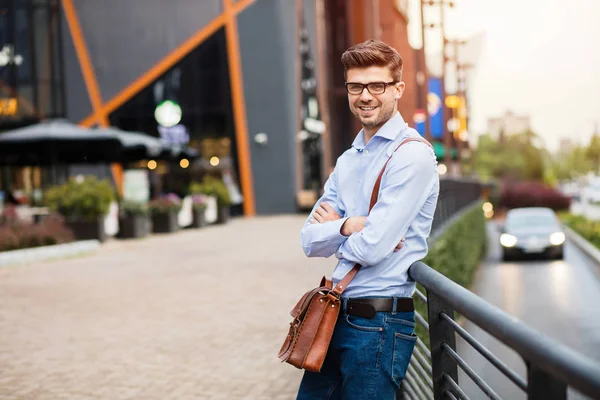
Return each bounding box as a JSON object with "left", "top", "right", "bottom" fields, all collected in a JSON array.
[{"left": 300, "top": 112, "right": 440, "bottom": 298}]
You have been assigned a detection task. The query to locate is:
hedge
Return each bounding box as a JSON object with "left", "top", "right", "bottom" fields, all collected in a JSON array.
[
  {"left": 414, "top": 202, "right": 488, "bottom": 341},
  {"left": 559, "top": 212, "right": 600, "bottom": 249}
]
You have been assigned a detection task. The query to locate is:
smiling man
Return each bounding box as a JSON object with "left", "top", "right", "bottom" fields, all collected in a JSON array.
[{"left": 298, "top": 40, "right": 440, "bottom": 399}]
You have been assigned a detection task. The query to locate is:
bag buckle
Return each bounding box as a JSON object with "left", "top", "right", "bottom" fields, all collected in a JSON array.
[{"left": 325, "top": 291, "right": 340, "bottom": 304}]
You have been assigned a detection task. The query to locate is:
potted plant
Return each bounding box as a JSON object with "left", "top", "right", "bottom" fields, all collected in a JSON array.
[
  {"left": 149, "top": 193, "right": 182, "bottom": 233},
  {"left": 190, "top": 194, "right": 208, "bottom": 228},
  {"left": 189, "top": 176, "right": 232, "bottom": 224},
  {"left": 118, "top": 201, "right": 151, "bottom": 239},
  {"left": 45, "top": 176, "right": 115, "bottom": 242}
]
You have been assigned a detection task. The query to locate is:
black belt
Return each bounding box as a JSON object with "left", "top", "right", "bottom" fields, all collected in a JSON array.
[{"left": 346, "top": 297, "right": 414, "bottom": 319}]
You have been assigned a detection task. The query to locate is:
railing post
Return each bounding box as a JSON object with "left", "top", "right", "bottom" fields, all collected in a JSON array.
[
  {"left": 427, "top": 291, "right": 459, "bottom": 400},
  {"left": 526, "top": 361, "right": 567, "bottom": 400}
]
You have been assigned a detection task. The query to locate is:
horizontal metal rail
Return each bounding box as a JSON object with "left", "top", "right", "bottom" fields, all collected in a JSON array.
[
  {"left": 416, "top": 337, "right": 432, "bottom": 359},
  {"left": 414, "top": 288, "right": 428, "bottom": 304},
  {"left": 415, "top": 311, "right": 429, "bottom": 331},
  {"left": 444, "top": 374, "right": 470, "bottom": 400},
  {"left": 440, "top": 312, "right": 527, "bottom": 391},
  {"left": 410, "top": 261, "right": 600, "bottom": 399},
  {"left": 442, "top": 343, "right": 501, "bottom": 400}
]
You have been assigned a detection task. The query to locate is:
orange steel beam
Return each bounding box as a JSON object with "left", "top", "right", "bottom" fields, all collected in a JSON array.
[
  {"left": 223, "top": 0, "right": 256, "bottom": 217},
  {"left": 75, "top": 0, "right": 255, "bottom": 207},
  {"left": 61, "top": 0, "right": 108, "bottom": 126},
  {"left": 62, "top": 0, "right": 122, "bottom": 194},
  {"left": 79, "top": 0, "right": 255, "bottom": 127}
]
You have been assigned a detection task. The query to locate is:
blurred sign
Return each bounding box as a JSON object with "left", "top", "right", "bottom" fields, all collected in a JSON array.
[
  {"left": 154, "top": 100, "right": 181, "bottom": 127},
  {"left": 123, "top": 170, "right": 150, "bottom": 203},
  {"left": 0, "top": 98, "right": 18, "bottom": 116},
  {"left": 428, "top": 78, "right": 444, "bottom": 139},
  {"left": 414, "top": 109, "right": 426, "bottom": 137},
  {"left": 158, "top": 124, "right": 189, "bottom": 145},
  {"left": 445, "top": 95, "right": 460, "bottom": 109}
]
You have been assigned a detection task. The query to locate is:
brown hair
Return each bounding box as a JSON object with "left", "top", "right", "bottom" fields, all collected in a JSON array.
[{"left": 341, "top": 39, "right": 403, "bottom": 81}]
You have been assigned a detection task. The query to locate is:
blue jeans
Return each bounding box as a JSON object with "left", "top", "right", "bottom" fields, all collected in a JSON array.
[{"left": 296, "top": 297, "right": 417, "bottom": 400}]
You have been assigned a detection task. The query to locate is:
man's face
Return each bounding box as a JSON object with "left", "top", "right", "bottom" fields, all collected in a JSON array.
[{"left": 346, "top": 66, "right": 405, "bottom": 132}]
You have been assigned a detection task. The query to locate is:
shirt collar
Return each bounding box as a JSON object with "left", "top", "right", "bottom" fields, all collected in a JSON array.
[{"left": 351, "top": 112, "right": 407, "bottom": 150}]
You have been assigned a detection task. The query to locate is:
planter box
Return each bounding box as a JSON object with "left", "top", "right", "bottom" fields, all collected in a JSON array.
[
  {"left": 152, "top": 212, "right": 180, "bottom": 233},
  {"left": 66, "top": 217, "right": 107, "bottom": 242},
  {"left": 190, "top": 208, "right": 207, "bottom": 228},
  {"left": 216, "top": 205, "right": 230, "bottom": 224},
  {"left": 118, "top": 215, "right": 151, "bottom": 239}
]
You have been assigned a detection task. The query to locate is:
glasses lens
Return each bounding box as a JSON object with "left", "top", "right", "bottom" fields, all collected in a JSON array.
[
  {"left": 347, "top": 84, "right": 363, "bottom": 94},
  {"left": 368, "top": 83, "right": 386, "bottom": 94}
]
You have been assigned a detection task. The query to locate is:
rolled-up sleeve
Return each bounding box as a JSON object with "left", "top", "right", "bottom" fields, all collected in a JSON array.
[
  {"left": 300, "top": 167, "right": 349, "bottom": 258},
  {"left": 335, "top": 142, "right": 438, "bottom": 266}
]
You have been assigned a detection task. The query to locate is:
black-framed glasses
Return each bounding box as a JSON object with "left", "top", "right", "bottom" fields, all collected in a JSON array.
[{"left": 345, "top": 81, "right": 396, "bottom": 95}]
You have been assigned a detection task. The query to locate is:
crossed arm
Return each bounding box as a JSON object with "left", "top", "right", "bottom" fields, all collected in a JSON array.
[
  {"left": 300, "top": 142, "right": 437, "bottom": 265},
  {"left": 310, "top": 203, "right": 405, "bottom": 252}
]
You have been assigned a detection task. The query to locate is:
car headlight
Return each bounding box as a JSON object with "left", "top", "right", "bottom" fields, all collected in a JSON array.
[
  {"left": 549, "top": 232, "right": 566, "bottom": 246},
  {"left": 500, "top": 233, "right": 518, "bottom": 247}
]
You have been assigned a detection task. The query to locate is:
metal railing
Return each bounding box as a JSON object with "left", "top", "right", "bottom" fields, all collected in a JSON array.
[
  {"left": 401, "top": 261, "right": 600, "bottom": 400},
  {"left": 432, "top": 178, "right": 483, "bottom": 233}
]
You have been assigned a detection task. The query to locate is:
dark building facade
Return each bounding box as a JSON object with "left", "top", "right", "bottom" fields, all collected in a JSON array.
[
  {"left": 58, "top": 0, "right": 324, "bottom": 216},
  {"left": 1, "top": 0, "right": 425, "bottom": 215},
  {"left": 0, "top": 0, "right": 65, "bottom": 199}
]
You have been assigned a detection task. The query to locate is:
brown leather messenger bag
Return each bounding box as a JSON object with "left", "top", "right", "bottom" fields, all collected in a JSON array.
[{"left": 278, "top": 137, "right": 431, "bottom": 372}]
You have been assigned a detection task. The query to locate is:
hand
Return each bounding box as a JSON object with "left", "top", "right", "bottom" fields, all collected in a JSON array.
[
  {"left": 394, "top": 237, "right": 406, "bottom": 252},
  {"left": 341, "top": 216, "right": 368, "bottom": 236},
  {"left": 310, "top": 202, "right": 341, "bottom": 224}
]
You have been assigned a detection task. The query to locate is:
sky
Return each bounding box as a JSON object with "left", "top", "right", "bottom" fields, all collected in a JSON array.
[{"left": 406, "top": 0, "right": 600, "bottom": 152}]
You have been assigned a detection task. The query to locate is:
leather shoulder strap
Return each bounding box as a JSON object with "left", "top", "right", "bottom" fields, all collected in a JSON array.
[
  {"left": 332, "top": 136, "right": 432, "bottom": 296},
  {"left": 369, "top": 137, "right": 433, "bottom": 211}
]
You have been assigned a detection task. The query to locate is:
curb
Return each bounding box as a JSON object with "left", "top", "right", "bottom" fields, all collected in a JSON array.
[
  {"left": 563, "top": 225, "right": 600, "bottom": 269},
  {"left": 0, "top": 240, "right": 101, "bottom": 268}
]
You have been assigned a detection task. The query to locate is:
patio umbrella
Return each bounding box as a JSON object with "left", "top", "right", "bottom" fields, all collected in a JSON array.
[
  {"left": 91, "top": 126, "right": 163, "bottom": 161},
  {"left": 0, "top": 119, "right": 124, "bottom": 165}
]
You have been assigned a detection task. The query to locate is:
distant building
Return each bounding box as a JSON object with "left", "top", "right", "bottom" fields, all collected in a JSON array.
[
  {"left": 558, "top": 138, "right": 575, "bottom": 155},
  {"left": 487, "top": 110, "right": 531, "bottom": 140}
]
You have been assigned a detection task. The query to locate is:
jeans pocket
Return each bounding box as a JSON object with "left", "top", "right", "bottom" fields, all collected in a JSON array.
[
  {"left": 345, "top": 314, "right": 384, "bottom": 332},
  {"left": 392, "top": 331, "right": 417, "bottom": 386}
]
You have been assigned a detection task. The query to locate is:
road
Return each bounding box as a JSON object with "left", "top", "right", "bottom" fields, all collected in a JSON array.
[{"left": 459, "top": 223, "right": 600, "bottom": 400}]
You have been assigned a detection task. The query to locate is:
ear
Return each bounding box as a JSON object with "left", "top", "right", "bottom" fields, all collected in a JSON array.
[{"left": 395, "top": 82, "right": 406, "bottom": 100}]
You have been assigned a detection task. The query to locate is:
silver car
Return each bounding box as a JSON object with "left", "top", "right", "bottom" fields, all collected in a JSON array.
[{"left": 500, "top": 207, "right": 565, "bottom": 261}]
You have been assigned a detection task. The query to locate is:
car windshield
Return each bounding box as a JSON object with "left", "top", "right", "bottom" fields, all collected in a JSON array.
[{"left": 506, "top": 213, "right": 557, "bottom": 230}]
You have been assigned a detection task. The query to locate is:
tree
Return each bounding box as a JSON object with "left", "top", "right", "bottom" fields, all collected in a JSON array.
[
  {"left": 586, "top": 132, "right": 600, "bottom": 171},
  {"left": 475, "top": 130, "right": 546, "bottom": 183}
]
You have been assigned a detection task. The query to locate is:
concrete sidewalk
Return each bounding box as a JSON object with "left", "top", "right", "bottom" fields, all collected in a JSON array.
[{"left": 0, "top": 215, "right": 330, "bottom": 400}]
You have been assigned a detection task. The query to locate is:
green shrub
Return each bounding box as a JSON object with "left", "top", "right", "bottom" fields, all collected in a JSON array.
[
  {"left": 120, "top": 201, "right": 150, "bottom": 217},
  {"left": 45, "top": 176, "right": 115, "bottom": 221},
  {"left": 559, "top": 212, "right": 600, "bottom": 249},
  {"left": 415, "top": 202, "right": 488, "bottom": 342},
  {"left": 189, "top": 176, "right": 231, "bottom": 206}
]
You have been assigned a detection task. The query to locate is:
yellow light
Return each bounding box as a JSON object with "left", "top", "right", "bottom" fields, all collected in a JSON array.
[
  {"left": 180, "top": 158, "right": 190, "bottom": 169},
  {"left": 482, "top": 202, "right": 494, "bottom": 213},
  {"left": 437, "top": 164, "right": 447, "bottom": 175},
  {"left": 210, "top": 156, "right": 220, "bottom": 166},
  {"left": 445, "top": 95, "right": 460, "bottom": 109},
  {"left": 484, "top": 210, "right": 494, "bottom": 219},
  {"left": 147, "top": 160, "right": 157, "bottom": 170},
  {"left": 0, "top": 98, "right": 18, "bottom": 116}
]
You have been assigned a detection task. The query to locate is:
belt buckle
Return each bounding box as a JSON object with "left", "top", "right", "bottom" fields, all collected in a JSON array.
[{"left": 347, "top": 301, "right": 376, "bottom": 319}]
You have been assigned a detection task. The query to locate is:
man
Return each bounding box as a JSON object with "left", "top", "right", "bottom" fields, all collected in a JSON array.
[{"left": 297, "top": 40, "right": 439, "bottom": 399}]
